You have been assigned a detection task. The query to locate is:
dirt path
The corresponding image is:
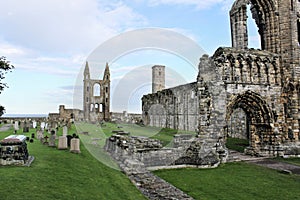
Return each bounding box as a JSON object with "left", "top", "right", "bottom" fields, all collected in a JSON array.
[
  {"left": 228, "top": 150, "right": 300, "bottom": 175},
  {"left": 247, "top": 159, "right": 300, "bottom": 175}
]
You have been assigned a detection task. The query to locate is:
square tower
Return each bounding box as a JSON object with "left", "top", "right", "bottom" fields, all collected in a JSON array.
[{"left": 152, "top": 65, "right": 165, "bottom": 93}]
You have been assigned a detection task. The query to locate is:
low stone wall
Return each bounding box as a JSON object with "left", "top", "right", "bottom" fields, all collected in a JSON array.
[{"left": 104, "top": 134, "right": 226, "bottom": 168}]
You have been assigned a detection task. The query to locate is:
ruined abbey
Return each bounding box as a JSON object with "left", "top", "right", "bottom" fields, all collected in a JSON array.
[{"left": 142, "top": 0, "right": 300, "bottom": 157}]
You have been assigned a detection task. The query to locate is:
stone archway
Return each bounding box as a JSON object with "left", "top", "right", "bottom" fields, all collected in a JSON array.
[{"left": 226, "top": 90, "right": 274, "bottom": 155}]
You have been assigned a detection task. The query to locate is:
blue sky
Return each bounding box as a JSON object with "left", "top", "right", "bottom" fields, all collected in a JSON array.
[{"left": 0, "top": 0, "right": 260, "bottom": 115}]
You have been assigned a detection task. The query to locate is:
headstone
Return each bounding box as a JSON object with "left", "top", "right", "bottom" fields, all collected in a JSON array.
[
  {"left": 50, "top": 129, "right": 57, "bottom": 139},
  {"left": 70, "top": 138, "right": 81, "bottom": 153},
  {"left": 40, "top": 122, "right": 45, "bottom": 130},
  {"left": 37, "top": 130, "right": 44, "bottom": 141},
  {"left": 63, "top": 126, "right": 68, "bottom": 136},
  {"left": 32, "top": 121, "right": 37, "bottom": 129},
  {"left": 20, "top": 121, "right": 24, "bottom": 129},
  {"left": 14, "top": 121, "right": 19, "bottom": 131},
  {"left": 58, "top": 136, "right": 68, "bottom": 150},
  {"left": 48, "top": 130, "right": 56, "bottom": 147},
  {"left": 43, "top": 135, "right": 49, "bottom": 145}
]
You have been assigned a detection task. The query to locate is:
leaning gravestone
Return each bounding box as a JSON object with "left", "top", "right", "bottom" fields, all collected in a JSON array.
[{"left": 62, "top": 126, "right": 68, "bottom": 136}]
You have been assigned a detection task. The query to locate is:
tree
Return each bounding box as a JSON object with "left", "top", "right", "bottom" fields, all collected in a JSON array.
[{"left": 0, "top": 56, "right": 14, "bottom": 116}]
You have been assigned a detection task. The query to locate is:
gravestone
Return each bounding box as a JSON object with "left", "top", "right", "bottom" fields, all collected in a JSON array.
[
  {"left": 32, "top": 121, "right": 37, "bottom": 129},
  {"left": 48, "top": 130, "right": 56, "bottom": 147},
  {"left": 70, "top": 138, "right": 81, "bottom": 153},
  {"left": 37, "top": 130, "right": 44, "bottom": 141},
  {"left": 63, "top": 126, "right": 68, "bottom": 136},
  {"left": 58, "top": 136, "right": 68, "bottom": 150},
  {"left": 43, "top": 135, "right": 49, "bottom": 145},
  {"left": 40, "top": 122, "right": 45, "bottom": 130}
]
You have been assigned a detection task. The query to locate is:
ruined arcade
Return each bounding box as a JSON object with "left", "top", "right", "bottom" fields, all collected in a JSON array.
[{"left": 142, "top": 0, "right": 300, "bottom": 157}]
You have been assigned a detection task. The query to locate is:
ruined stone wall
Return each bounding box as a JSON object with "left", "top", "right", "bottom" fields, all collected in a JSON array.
[
  {"left": 111, "top": 112, "right": 142, "bottom": 124},
  {"left": 142, "top": 82, "right": 198, "bottom": 132},
  {"left": 83, "top": 62, "right": 111, "bottom": 122},
  {"left": 198, "top": 47, "right": 292, "bottom": 156},
  {"left": 141, "top": 0, "right": 300, "bottom": 157},
  {"left": 105, "top": 134, "right": 224, "bottom": 169}
]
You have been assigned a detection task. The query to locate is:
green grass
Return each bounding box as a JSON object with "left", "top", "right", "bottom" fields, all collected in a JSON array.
[
  {"left": 226, "top": 137, "right": 249, "bottom": 152},
  {"left": 154, "top": 162, "right": 300, "bottom": 200},
  {"left": 0, "top": 125, "right": 146, "bottom": 200}
]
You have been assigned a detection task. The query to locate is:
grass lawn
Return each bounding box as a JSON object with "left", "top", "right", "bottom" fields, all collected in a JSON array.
[
  {"left": 226, "top": 137, "right": 249, "bottom": 153},
  {"left": 154, "top": 162, "right": 300, "bottom": 200},
  {"left": 0, "top": 124, "right": 146, "bottom": 200}
]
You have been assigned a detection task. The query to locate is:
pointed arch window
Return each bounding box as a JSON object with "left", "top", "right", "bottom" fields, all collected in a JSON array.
[
  {"left": 93, "top": 83, "right": 101, "bottom": 96},
  {"left": 297, "top": 19, "right": 300, "bottom": 45}
]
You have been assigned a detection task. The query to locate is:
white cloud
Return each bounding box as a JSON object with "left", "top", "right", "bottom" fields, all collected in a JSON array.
[
  {"left": 147, "top": 0, "right": 230, "bottom": 10},
  {"left": 0, "top": 0, "right": 147, "bottom": 54}
]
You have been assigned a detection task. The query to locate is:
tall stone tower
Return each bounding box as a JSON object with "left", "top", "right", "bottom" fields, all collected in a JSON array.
[
  {"left": 83, "top": 62, "right": 111, "bottom": 122},
  {"left": 152, "top": 65, "right": 165, "bottom": 93}
]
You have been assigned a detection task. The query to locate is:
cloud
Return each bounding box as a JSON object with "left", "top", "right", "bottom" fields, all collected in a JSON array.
[
  {"left": 147, "top": 0, "right": 231, "bottom": 10},
  {"left": 0, "top": 0, "right": 147, "bottom": 54}
]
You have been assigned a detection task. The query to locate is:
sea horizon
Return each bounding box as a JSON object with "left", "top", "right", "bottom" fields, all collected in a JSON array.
[{"left": 1, "top": 114, "right": 48, "bottom": 118}]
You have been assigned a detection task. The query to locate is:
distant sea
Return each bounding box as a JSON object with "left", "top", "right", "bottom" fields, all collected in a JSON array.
[{"left": 2, "top": 114, "right": 48, "bottom": 118}]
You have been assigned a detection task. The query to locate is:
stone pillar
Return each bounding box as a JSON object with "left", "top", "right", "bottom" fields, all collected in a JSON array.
[
  {"left": 70, "top": 138, "right": 81, "bottom": 153},
  {"left": 58, "top": 136, "right": 68, "bottom": 150}
]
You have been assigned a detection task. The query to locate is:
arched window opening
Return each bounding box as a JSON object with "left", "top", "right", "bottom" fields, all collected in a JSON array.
[
  {"left": 99, "top": 104, "right": 103, "bottom": 112},
  {"left": 95, "top": 104, "right": 99, "bottom": 112},
  {"left": 93, "top": 83, "right": 101, "bottom": 96},
  {"left": 247, "top": 5, "right": 261, "bottom": 49},
  {"left": 297, "top": 19, "right": 300, "bottom": 45},
  {"left": 90, "top": 104, "right": 94, "bottom": 112}
]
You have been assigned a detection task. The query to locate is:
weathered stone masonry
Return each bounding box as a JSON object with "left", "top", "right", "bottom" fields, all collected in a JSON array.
[{"left": 142, "top": 0, "right": 300, "bottom": 157}]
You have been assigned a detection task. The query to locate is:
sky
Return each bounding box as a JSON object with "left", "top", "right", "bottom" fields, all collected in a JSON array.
[{"left": 0, "top": 0, "right": 260, "bottom": 115}]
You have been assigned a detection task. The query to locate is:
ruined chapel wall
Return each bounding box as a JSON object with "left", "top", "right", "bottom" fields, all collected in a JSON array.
[{"left": 142, "top": 82, "right": 198, "bottom": 132}]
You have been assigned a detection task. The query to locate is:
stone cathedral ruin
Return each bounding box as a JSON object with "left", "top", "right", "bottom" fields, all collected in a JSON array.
[{"left": 141, "top": 0, "right": 300, "bottom": 158}]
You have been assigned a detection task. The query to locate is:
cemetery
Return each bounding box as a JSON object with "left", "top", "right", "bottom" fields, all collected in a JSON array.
[
  {"left": 0, "top": 0, "right": 300, "bottom": 199},
  {"left": 1, "top": 121, "right": 300, "bottom": 199}
]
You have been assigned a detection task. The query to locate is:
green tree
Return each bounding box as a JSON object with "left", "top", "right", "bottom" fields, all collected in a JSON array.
[{"left": 0, "top": 56, "right": 14, "bottom": 116}]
